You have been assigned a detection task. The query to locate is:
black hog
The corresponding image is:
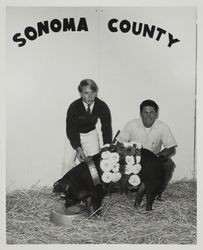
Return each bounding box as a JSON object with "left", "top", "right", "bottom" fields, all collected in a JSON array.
[
  {"left": 53, "top": 148, "right": 165, "bottom": 214},
  {"left": 135, "top": 149, "right": 165, "bottom": 210},
  {"left": 53, "top": 154, "right": 105, "bottom": 215}
]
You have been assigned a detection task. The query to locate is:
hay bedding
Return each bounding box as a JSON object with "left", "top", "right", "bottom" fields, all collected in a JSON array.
[{"left": 6, "top": 179, "right": 196, "bottom": 244}]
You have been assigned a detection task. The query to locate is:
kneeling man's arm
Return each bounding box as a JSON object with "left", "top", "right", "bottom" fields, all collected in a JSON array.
[{"left": 157, "top": 146, "right": 176, "bottom": 158}]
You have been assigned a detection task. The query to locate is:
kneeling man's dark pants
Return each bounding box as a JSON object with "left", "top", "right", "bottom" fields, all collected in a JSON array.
[{"left": 159, "top": 158, "right": 175, "bottom": 196}]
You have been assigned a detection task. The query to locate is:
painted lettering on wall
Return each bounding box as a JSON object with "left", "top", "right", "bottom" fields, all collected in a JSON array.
[
  {"left": 12, "top": 17, "right": 180, "bottom": 48},
  {"left": 108, "top": 18, "right": 180, "bottom": 48},
  {"left": 13, "top": 17, "right": 88, "bottom": 47}
]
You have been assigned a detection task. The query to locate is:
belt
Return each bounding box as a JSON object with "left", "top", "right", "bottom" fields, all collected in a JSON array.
[
  {"left": 86, "top": 157, "right": 101, "bottom": 186},
  {"left": 80, "top": 128, "right": 96, "bottom": 135}
]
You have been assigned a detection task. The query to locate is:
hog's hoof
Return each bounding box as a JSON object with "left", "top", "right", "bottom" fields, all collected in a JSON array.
[{"left": 134, "top": 203, "right": 141, "bottom": 209}]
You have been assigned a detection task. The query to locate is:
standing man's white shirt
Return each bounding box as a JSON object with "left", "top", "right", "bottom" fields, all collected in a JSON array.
[
  {"left": 117, "top": 118, "right": 177, "bottom": 155},
  {"left": 82, "top": 101, "right": 94, "bottom": 113}
]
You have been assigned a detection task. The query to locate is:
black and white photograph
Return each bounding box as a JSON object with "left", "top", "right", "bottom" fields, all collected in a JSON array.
[{"left": 1, "top": 0, "right": 203, "bottom": 248}]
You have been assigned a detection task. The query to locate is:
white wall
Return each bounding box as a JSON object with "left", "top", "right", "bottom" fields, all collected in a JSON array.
[
  {"left": 99, "top": 7, "right": 196, "bottom": 181},
  {"left": 6, "top": 7, "right": 100, "bottom": 189},
  {"left": 6, "top": 7, "right": 196, "bottom": 190}
]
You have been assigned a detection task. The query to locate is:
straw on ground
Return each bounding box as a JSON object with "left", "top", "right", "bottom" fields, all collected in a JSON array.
[{"left": 6, "top": 179, "right": 196, "bottom": 244}]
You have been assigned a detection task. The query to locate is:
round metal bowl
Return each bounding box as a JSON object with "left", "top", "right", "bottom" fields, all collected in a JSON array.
[{"left": 50, "top": 205, "right": 88, "bottom": 226}]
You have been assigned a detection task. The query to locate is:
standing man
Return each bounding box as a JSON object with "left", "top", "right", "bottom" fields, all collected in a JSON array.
[
  {"left": 117, "top": 99, "right": 177, "bottom": 200},
  {"left": 62, "top": 79, "right": 112, "bottom": 176}
]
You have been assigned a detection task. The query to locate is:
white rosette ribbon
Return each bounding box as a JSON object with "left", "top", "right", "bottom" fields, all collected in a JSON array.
[
  {"left": 111, "top": 172, "right": 122, "bottom": 182},
  {"left": 123, "top": 142, "right": 133, "bottom": 147},
  {"left": 131, "top": 164, "right": 142, "bottom": 174},
  {"left": 125, "top": 164, "right": 134, "bottom": 175},
  {"left": 100, "top": 159, "right": 113, "bottom": 172},
  {"left": 136, "top": 155, "right": 141, "bottom": 164},
  {"left": 128, "top": 174, "right": 141, "bottom": 186},
  {"left": 111, "top": 163, "right": 120, "bottom": 173},
  {"left": 125, "top": 155, "right": 135, "bottom": 165},
  {"left": 101, "top": 150, "right": 112, "bottom": 159},
  {"left": 110, "top": 152, "right": 120, "bottom": 164},
  {"left": 136, "top": 142, "right": 142, "bottom": 149},
  {"left": 101, "top": 172, "right": 113, "bottom": 183}
]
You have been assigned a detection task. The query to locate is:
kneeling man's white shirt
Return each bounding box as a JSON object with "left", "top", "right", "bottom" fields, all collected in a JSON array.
[{"left": 117, "top": 118, "right": 177, "bottom": 155}]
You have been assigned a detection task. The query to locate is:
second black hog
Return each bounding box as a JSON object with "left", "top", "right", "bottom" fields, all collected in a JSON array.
[{"left": 53, "top": 148, "right": 165, "bottom": 214}]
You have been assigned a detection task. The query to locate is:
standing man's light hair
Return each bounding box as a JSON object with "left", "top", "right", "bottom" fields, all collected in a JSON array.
[{"left": 78, "top": 79, "right": 98, "bottom": 93}]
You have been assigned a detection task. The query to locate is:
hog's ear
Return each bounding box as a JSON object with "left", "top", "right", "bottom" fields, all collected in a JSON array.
[
  {"left": 58, "top": 181, "right": 70, "bottom": 193},
  {"left": 53, "top": 181, "right": 59, "bottom": 187},
  {"left": 61, "top": 181, "right": 70, "bottom": 192},
  {"left": 53, "top": 182, "right": 60, "bottom": 193},
  {"left": 53, "top": 179, "right": 64, "bottom": 193},
  {"left": 64, "top": 184, "right": 69, "bottom": 192},
  {"left": 53, "top": 179, "right": 62, "bottom": 187},
  {"left": 62, "top": 179, "right": 70, "bottom": 192}
]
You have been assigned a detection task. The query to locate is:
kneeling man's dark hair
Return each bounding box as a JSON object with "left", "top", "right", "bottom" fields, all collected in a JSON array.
[{"left": 140, "top": 99, "right": 159, "bottom": 112}]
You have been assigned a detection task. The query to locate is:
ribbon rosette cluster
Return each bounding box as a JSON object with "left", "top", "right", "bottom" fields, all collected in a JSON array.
[
  {"left": 100, "top": 150, "right": 121, "bottom": 183},
  {"left": 100, "top": 141, "right": 142, "bottom": 186}
]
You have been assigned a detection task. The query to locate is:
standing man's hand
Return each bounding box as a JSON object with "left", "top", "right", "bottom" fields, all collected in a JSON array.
[{"left": 76, "top": 147, "right": 86, "bottom": 162}]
